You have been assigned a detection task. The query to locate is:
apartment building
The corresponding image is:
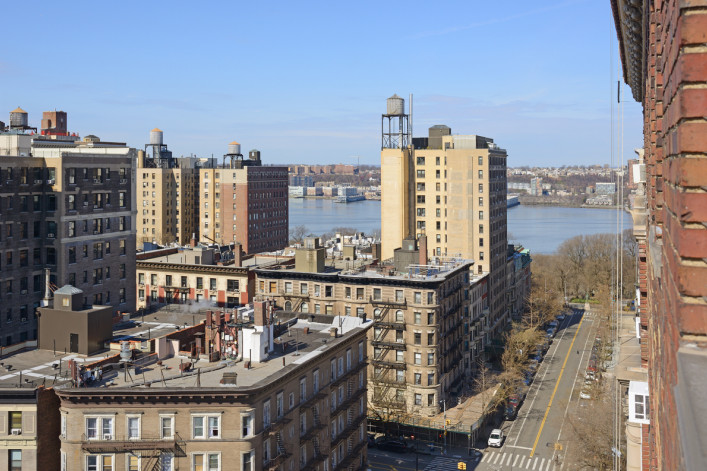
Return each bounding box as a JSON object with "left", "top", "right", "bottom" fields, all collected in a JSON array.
[
  {"left": 0, "top": 112, "right": 136, "bottom": 346},
  {"left": 506, "top": 246, "right": 531, "bottom": 321},
  {"left": 54, "top": 304, "right": 371, "bottom": 471},
  {"left": 381, "top": 105, "right": 508, "bottom": 336},
  {"left": 254, "top": 237, "right": 485, "bottom": 417},
  {"left": 0, "top": 387, "right": 61, "bottom": 471},
  {"left": 200, "top": 146, "right": 288, "bottom": 254},
  {"left": 136, "top": 129, "right": 199, "bottom": 248},
  {"left": 136, "top": 245, "right": 289, "bottom": 310}
]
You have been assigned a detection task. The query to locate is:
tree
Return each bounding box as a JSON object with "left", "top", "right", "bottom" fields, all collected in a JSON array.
[{"left": 288, "top": 225, "right": 310, "bottom": 245}]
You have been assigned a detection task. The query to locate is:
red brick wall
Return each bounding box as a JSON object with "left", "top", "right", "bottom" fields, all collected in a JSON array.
[
  {"left": 640, "top": 1, "right": 707, "bottom": 469},
  {"left": 36, "top": 387, "right": 60, "bottom": 471}
]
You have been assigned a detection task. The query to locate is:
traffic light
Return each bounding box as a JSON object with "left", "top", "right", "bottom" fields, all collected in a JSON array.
[
  {"left": 446, "top": 419, "right": 451, "bottom": 425},
  {"left": 457, "top": 462, "right": 467, "bottom": 470}
]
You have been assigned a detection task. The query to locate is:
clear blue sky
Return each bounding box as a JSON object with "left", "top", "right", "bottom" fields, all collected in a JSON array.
[{"left": 1, "top": 0, "right": 642, "bottom": 167}]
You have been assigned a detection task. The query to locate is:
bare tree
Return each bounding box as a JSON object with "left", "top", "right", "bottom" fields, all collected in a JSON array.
[{"left": 288, "top": 225, "right": 310, "bottom": 245}]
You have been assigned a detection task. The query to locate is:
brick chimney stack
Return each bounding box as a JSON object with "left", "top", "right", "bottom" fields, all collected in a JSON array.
[
  {"left": 191, "top": 233, "right": 197, "bottom": 248},
  {"left": 419, "top": 233, "right": 428, "bottom": 266},
  {"left": 253, "top": 300, "right": 267, "bottom": 327},
  {"left": 233, "top": 243, "right": 243, "bottom": 267}
]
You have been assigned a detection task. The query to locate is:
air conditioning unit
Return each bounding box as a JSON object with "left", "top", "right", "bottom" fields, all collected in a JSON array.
[
  {"left": 11, "top": 429, "right": 21, "bottom": 435},
  {"left": 20, "top": 290, "right": 27, "bottom": 295},
  {"left": 34, "top": 179, "right": 43, "bottom": 184},
  {"left": 47, "top": 233, "right": 55, "bottom": 238},
  {"left": 139, "top": 297, "right": 145, "bottom": 302},
  {"left": 93, "top": 205, "right": 98, "bottom": 209},
  {"left": 120, "top": 179, "right": 127, "bottom": 184},
  {"left": 103, "top": 434, "right": 112, "bottom": 440},
  {"left": 94, "top": 179, "right": 101, "bottom": 183},
  {"left": 46, "top": 179, "right": 55, "bottom": 185},
  {"left": 93, "top": 230, "right": 99, "bottom": 235},
  {"left": 83, "top": 202, "right": 89, "bottom": 206}
]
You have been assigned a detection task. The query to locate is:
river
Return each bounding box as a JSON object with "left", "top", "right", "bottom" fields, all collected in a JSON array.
[{"left": 288, "top": 198, "right": 631, "bottom": 254}]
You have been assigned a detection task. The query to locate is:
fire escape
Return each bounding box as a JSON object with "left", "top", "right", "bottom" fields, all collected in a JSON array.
[
  {"left": 370, "top": 297, "right": 407, "bottom": 410},
  {"left": 81, "top": 433, "right": 186, "bottom": 471},
  {"left": 279, "top": 288, "right": 310, "bottom": 312}
]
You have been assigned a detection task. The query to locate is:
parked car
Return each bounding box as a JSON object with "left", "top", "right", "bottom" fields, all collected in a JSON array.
[
  {"left": 548, "top": 320, "right": 559, "bottom": 330},
  {"left": 488, "top": 429, "right": 504, "bottom": 447},
  {"left": 367, "top": 434, "right": 376, "bottom": 448},
  {"left": 504, "top": 405, "right": 518, "bottom": 420},
  {"left": 556, "top": 313, "right": 566, "bottom": 321},
  {"left": 547, "top": 327, "right": 557, "bottom": 338}
]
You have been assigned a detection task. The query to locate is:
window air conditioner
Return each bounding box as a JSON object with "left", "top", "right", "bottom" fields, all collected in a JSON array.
[{"left": 11, "top": 429, "right": 21, "bottom": 435}]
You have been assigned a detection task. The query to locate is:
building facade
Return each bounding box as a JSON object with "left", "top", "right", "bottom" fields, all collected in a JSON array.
[
  {"left": 199, "top": 148, "right": 288, "bottom": 254},
  {"left": 55, "top": 311, "right": 370, "bottom": 471},
  {"left": 381, "top": 114, "right": 508, "bottom": 337},
  {"left": 612, "top": 1, "right": 707, "bottom": 469},
  {"left": 254, "top": 237, "right": 486, "bottom": 417},
  {"left": 0, "top": 116, "right": 136, "bottom": 346},
  {"left": 136, "top": 129, "right": 200, "bottom": 248}
]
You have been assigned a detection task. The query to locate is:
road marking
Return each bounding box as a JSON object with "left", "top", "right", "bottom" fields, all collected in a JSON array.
[
  {"left": 511, "top": 318, "right": 575, "bottom": 446},
  {"left": 506, "top": 445, "right": 532, "bottom": 450},
  {"left": 547, "top": 459, "right": 554, "bottom": 471},
  {"left": 513, "top": 454, "right": 520, "bottom": 466},
  {"left": 493, "top": 452, "right": 501, "bottom": 464},
  {"left": 533, "top": 457, "right": 539, "bottom": 470},
  {"left": 526, "top": 457, "right": 532, "bottom": 469},
  {"left": 518, "top": 455, "right": 525, "bottom": 467},
  {"left": 480, "top": 452, "right": 488, "bottom": 463},
  {"left": 529, "top": 315, "right": 586, "bottom": 457},
  {"left": 540, "top": 458, "right": 546, "bottom": 470}
]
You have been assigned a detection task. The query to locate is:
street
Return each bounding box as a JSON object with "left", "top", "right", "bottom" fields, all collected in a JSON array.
[{"left": 368, "top": 308, "right": 596, "bottom": 471}]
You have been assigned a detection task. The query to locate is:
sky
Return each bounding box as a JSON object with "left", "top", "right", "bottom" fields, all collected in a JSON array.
[{"left": 0, "top": 0, "right": 642, "bottom": 167}]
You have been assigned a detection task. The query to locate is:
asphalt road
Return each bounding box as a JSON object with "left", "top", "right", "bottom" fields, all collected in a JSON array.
[
  {"left": 476, "top": 308, "right": 596, "bottom": 470},
  {"left": 367, "top": 309, "right": 596, "bottom": 471}
]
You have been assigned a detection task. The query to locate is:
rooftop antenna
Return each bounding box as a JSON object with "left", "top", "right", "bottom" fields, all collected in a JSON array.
[{"left": 409, "top": 93, "right": 413, "bottom": 147}]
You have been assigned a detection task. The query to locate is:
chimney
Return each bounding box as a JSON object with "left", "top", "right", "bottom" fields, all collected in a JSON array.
[
  {"left": 253, "top": 300, "right": 267, "bottom": 327},
  {"left": 191, "top": 233, "right": 197, "bottom": 248},
  {"left": 233, "top": 243, "right": 243, "bottom": 267},
  {"left": 41, "top": 268, "right": 52, "bottom": 307},
  {"left": 418, "top": 233, "right": 428, "bottom": 266}
]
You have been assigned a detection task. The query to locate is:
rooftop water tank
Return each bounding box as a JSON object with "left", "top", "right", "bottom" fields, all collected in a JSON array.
[
  {"left": 228, "top": 141, "right": 241, "bottom": 155},
  {"left": 150, "top": 128, "right": 163, "bottom": 145},
  {"left": 10, "top": 107, "right": 28, "bottom": 127},
  {"left": 386, "top": 94, "right": 405, "bottom": 115}
]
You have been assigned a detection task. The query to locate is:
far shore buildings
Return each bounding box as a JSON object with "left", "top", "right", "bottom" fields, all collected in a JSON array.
[
  {"left": 254, "top": 236, "right": 489, "bottom": 418},
  {"left": 0, "top": 108, "right": 136, "bottom": 346}
]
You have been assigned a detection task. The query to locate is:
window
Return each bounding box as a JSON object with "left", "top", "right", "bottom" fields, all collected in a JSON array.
[
  {"left": 127, "top": 455, "right": 140, "bottom": 471},
  {"left": 417, "top": 169, "right": 425, "bottom": 178},
  {"left": 428, "top": 312, "right": 434, "bottom": 324},
  {"left": 373, "top": 288, "right": 381, "bottom": 300},
  {"left": 428, "top": 372, "right": 435, "bottom": 385},
  {"left": 415, "top": 394, "right": 422, "bottom": 406},
  {"left": 479, "top": 238, "right": 484, "bottom": 247},
  {"left": 9, "top": 411, "right": 22, "bottom": 433},
  {"left": 414, "top": 332, "right": 421, "bottom": 345},
  {"left": 479, "top": 197, "right": 483, "bottom": 206},
  {"left": 276, "top": 392, "right": 284, "bottom": 418},
  {"left": 414, "top": 292, "right": 421, "bottom": 304},
  {"left": 396, "top": 369, "right": 405, "bottom": 383},
  {"left": 479, "top": 224, "right": 484, "bottom": 234},
  {"left": 428, "top": 394, "right": 435, "bottom": 406},
  {"left": 300, "top": 377, "right": 307, "bottom": 401},
  {"left": 300, "top": 283, "right": 308, "bottom": 295},
  {"left": 395, "top": 290, "right": 404, "bottom": 302},
  {"left": 478, "top": 156, "right": 483, "bottom": 165},
  {"left": 478, "top": 170, "right": 483, "bottom": 178},
  {"left": 417, "top": 156, "right": 425, "bottom": 165},
  {"left": 160, "top": 416, "right": 174, "bottom": 439},
  {"left": 86, "top": 416, "right": 113, "bottom": 440},
  {"left": 478, "top": 211, "right": 483, "bottom": 219},
  {"left": 241, "top": 414, "right": 253, "bottom": 438},
  {"left": 193, "top": 453, "right": 220, "bottom": 471},
  {"left": 242, "top": 451, "right": 253, "bottom": 471},
  {"left": 127, "top": 416, "right": 140, "bottom": 439},
  {"left": 414, "top": 373, "right": 421, "bottom": 385},
  {"left": 414, "top": 353, "right": 421, "bottom": 365},
  {"left": 86, "top": 454, "right": 113, "bottom": 471},
  {"left": 427, "top": 353, "right": 435, "bottom": 365},
  {"left": 478, "top": 183, "right": 483, "bottom": 193}
]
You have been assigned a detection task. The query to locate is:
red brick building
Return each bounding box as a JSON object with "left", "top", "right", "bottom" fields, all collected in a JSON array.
[{"left": 612, "top": 1, "right": 707, "bottom": 469}]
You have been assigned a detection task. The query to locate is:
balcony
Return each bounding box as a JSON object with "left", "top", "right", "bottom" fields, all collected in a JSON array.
[
  {"left": 373, "top": 319, "right": 405, "bottom": 329},
  {"left": 370, "top": 338, "right": 406, "bottom": 350},
  {"left": 331, "top": 361, "right": 367, "bottom": 388},
  {"left": 331, "top": 413, "right": 366, "bottom": 447},
  {"left": 370, "top": 358, "right": 406, "bottom": 369},
  {"left": 369, "top": 296, "right": 407, "bottom": 308},
  {"left": 333, "top": 387, "right": 366, "bottom": 415},
  {"left": 81, "top": 433, "right": 183, "bottom": 453},
  {"left": 335, "top": 439, "right": 367, "bottom": 470},
  {"left": 299, "top": 391, "right": 328, "bottom": 411},
  {"left": 264, "top": 449, "right": 291, "bottom": 471}
]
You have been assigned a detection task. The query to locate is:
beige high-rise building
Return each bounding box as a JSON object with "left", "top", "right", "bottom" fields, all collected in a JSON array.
[
  {"left": 136, "top": 129, "right": 199, "bottom": 248},
  {"left": 380, "top": 96, "right": 509, "bottom": 335}
]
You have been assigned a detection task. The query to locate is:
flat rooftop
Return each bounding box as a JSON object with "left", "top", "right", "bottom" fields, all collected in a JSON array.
[
  {"left": 113, "top": 307, "right": 206, "bottom": 341},
  {"left": 74, "top": 316, "right": 372, "bottom": 391}
]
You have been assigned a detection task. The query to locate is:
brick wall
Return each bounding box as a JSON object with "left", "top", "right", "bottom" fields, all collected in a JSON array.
[{"left": 640, "top": 1, "right": 707, "bottom": 469}]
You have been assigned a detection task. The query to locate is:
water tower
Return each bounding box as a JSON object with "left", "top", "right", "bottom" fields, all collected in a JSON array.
[
  {"left": 9, "top": 107, "right": 36, "bottom": 132},
  {"left": 381, "top": 94, "right": 410, "bottom": 149},
  {"left": 144, "top": 128, "right": 174, "bottom": 168}
]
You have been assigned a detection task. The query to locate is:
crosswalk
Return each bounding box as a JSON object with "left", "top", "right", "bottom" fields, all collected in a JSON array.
[
  {"left": 423, "top": 456, "right": 470, "bottom": 471},
  {"left": 479, "top": 451, "right": 556, "bottom": 470}
]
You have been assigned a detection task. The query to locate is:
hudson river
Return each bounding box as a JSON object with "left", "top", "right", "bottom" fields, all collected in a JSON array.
[{"left": 288, "top": 198, "right": 631, "bottom": 254}]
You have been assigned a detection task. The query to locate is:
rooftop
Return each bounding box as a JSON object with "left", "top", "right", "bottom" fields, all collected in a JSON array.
[{"left": 64, "top": 315, "right": 372, "bottom": 392}]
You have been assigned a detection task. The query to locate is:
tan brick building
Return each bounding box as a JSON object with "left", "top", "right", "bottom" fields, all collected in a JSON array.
[
  {"left": 381, "top": 110, "right": 509, "bottom": 337},
  {"left": 254, "top": 237, "right": 487, "bottom": 417},
  {"left": 55, "top": 309, "right": 371, "bottom": 471}
]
